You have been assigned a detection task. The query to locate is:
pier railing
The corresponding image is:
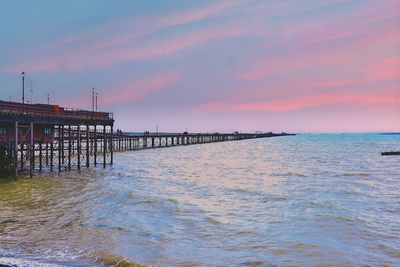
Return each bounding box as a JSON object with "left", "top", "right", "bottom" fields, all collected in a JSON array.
[{"left": 0, "top": 100, "right": 113, "bottom": 123}]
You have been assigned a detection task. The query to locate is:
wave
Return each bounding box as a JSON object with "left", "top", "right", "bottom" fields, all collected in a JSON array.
[
  {"left": 271, "top": 172, "right": 307, "bottom": 177},
  {"left": 0, "top": 257, "right": 63, "bottom": 267},
  {"left": 338, "top": 173, "right": 371, "bottom": 177},
  {"left": 240, "top": 260, "right": 272, "bottom": 266},
  {"left": 0, "top": 252, "right": 145, "bottom": 267},
  {"left": 89, "top": 252, "right": 145, "bottom": 267}
]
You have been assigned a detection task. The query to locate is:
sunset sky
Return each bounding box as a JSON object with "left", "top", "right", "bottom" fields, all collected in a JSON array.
[{"left": 0, "top": 0, "right": 399, "bottom": 133}]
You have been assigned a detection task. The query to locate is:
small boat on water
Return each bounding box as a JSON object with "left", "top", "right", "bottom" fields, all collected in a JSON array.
[{"left": 381, "top": 151, "right": 400, "bottom": 156}]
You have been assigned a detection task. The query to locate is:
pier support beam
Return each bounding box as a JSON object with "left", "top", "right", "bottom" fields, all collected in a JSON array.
[
  {"left": 86, "top": 125, "right": 90, "bottom": 168},
  {"left": 14, "top": 121, "right": 18, "bottom": 177},
  {"left": 94, "top": 126, "right": 97, "bottom": 166},
  {"left": 50, "top": 140, "right": 54, "bottom": 172},
  {"left": 61, "top": 125, "right": 65, "bottom": 165},
  {"left": 77, "top": 125, "right": 81, "bottom": 171},
  {"left": 39, "top": 142, "right": 43, "bottom": 172},
  {"left": 110, "top": 125, "right": 113, "bottom": 165},
  {"left": 30, "top": 122, "right": 34, "bottom": 178},
  {"left": 58, "top": 125, "right": 62, "bottom": 173},
  {"left": 103, "top": 125, "right": 106, "bottom": 168},
  {"left": 68, "top": 126, "right": 71, "bottom": 170}
]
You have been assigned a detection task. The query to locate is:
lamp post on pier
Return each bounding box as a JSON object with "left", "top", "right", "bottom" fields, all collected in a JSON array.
[
  {"left": 92, "top": 87, "right": 95, "bottom": 113},
  {"left": 21, "top": 72, "right": 25, "bottom": 112}
]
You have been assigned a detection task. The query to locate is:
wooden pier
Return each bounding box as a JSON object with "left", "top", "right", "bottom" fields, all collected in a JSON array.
[{"left": 0, "top": 100, "right": 293, "bottom": 177}]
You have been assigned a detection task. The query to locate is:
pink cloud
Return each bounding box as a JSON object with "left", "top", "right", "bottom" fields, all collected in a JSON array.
[
  {"left": 158, "top": 0, "right": 245, "bottom": 27},
  {"left": 63, "top": 72, "right": 181, "bottom": 108},
  {"left": 8, "top": 25, "right": 245, "bottom": 73},
  {"left": 356, "top": 24, "right": 400, "bottom": 48},
  {"left": 194, "top": 91, "right": 400, "bottom": 113},
  {"left": 108, "top": 26, "right": 245, "bottom": 61},
  {"left": 54, "top": 0, "right": 244, "bottom": 49},
  {"left": 100, "top": 72, "right": 182, "bottom": 105},
  {"left": 7, "top": 25, "right": 244, "bottom": 73},
  {"left": 234, "top": 0, "right": 400, "bottom": 83},
  {"left": 362, "top": 57, "right": 400, "bottom": 81},
  {"left": 235, "top": 33, "right": 399, "bottom": 84},
  {"left": 4, "top": 1, "right": 246, "bottom": 73}
]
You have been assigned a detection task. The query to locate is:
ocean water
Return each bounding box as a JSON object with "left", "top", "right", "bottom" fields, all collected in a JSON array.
[{"left": 0, "top": 133, "right": 399, "bottom": 266}]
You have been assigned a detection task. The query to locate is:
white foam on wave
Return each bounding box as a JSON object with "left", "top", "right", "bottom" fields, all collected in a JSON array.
[{"left": 0, "top": 257, "right": 63, "bottom": 267}]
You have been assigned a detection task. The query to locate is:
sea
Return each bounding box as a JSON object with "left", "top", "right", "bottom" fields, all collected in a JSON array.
[{"left": 0, "top": 133, "right": 399, "bottom": 266}]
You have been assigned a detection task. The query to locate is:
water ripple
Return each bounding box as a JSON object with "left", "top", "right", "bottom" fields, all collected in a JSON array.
[{"left": 0, "top": 133, "right": 399, "bottom": 266}]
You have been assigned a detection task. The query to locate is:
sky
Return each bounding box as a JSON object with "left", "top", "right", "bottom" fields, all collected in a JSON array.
[{"left": 0, "top": 0, "right": 399, "bottom": 133}]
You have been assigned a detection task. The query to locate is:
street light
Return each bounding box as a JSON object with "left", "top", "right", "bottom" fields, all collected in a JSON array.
[
  {"left": 21, "top": 72, "right": 25, "bottom": 105},
  {"left": 92, "top": 87, "right": 95, "bottom": 112},
  {"left": 30, "top": 81, "right": 33, "bottom": 104},
  {"left": 95, "top": 92, "right": 98, "bottom": 111},
  {"left": 21, "top": 71, "right": 25, "bottom": 113}
]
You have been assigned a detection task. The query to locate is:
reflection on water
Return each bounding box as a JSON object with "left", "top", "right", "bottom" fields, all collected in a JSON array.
[{"left": 0, "top": 134, "right": 399, "bottom": 266}]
